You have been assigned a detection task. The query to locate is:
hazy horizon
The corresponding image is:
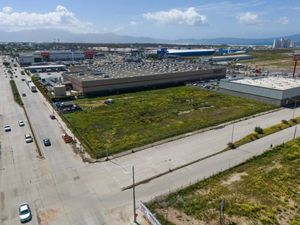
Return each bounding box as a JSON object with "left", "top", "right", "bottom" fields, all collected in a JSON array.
[{"left": 0, "top": 0, "right": 299, "bottom": 40}]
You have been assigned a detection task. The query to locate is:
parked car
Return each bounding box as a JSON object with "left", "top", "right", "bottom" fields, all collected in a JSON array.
[
  {"left": 22, "top": 93, "right": 26, "bottom": 97},
  {"left": 25, "top": 134, "right": 33, "bottom": 143},
  {"left": 49, "top": 114, "right": 56, "bottom": 120},
  {"left": 18, "top": 120, "right": 25, "bottom": 127},
  {"left": 19, "top": 203, "right": 32, "bottom": 223},
  {"left": 43, "top": 138, "right": 51, "bottom": 146},
  {"left": 4, "top": 124, "right": 11, "bottom": 132}
]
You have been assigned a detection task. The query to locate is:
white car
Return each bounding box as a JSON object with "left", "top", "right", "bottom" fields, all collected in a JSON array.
[
  {"left": 25, "top": 134, "right": 33, "bottom": 143},
  {"left": 18, "top": 120, "right": 25, "bottom": 127},
  {"left": 4, "top": 124, "right": 11, "bottom": 132},
  {"left": 19, "top": 203, "right": 32, "bottom": 223}
]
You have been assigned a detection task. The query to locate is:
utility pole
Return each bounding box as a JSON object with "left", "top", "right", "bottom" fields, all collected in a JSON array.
[
  {"left": 220, "top": 199, "right": 225, "bottom": 225},
  {"left": 293, "top": 126, "right": 297, "bottom": 140},
  {"left": 132, "top": 166, "right": 137, "bottom": 224},
  {"left": 231, "top": 123, "right": 235, "bottom": 143}
]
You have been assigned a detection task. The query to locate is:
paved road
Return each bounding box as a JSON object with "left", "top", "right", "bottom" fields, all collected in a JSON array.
[
  {"left": 0, "top": 58, "right": 112, "bottom": 225},
  {"left": 1, "top": 55, "right": 300, "bottom": 225}
]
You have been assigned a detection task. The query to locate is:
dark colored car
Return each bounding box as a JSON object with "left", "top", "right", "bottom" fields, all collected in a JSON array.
[
  {"left": 49, "top": 114, "right": 56, "bottom": 120},
  {"left": 43, "top": 138, "right": 51, "bottom": 146}
]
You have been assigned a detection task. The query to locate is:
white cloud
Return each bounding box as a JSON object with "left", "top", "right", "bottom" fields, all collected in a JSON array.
[
  {"left": 143, "top": 7, "right": 208, "bottom": 26},
  {"left": 237, "top": 12, "right": 262, "bottom": 25},
  {"left": 276, "top": 16, "right": 289, "bottom": 25},
  {"left": 0, "top": 5, "right": 93, "bottom": 32},
  {"left": 129, "top": 21, "right": 139, "bottom": 26}
]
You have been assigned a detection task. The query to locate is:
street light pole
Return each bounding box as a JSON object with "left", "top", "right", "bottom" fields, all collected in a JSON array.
[
  {"left": 231, "top": 123, "right": 235, "bottom": 143},
  {"left": 293, "top": 126, "right": 297, "bottom": 140},
  {"left": 132, "top": 166, "right": 137, "bottom": 224}
]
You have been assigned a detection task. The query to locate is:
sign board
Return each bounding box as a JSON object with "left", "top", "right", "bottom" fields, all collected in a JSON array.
[
  {"left": 294, "top": 54, "right": 300, "bottom": 61},
  {"left": 140, "top": 202, "right": 162, "bottom": 225}
]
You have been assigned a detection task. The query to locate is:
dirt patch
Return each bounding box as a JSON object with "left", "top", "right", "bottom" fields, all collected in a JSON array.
[
  {"left": 178, "top": 106, "right": 214, "bottom": 116},
  {"left": 156, "top": 207, "right": 206, "bottom": 225},
  {"left": 222, "top": 172, "right": 248, "bottom": 185},
  {"left": 178, "top": 109, "right": 194, "bottom": 116},
  {"left": 265, "top": 161, "right": 282, "bottom": 172},
  {"left": 276, "top": 199, "right": 297, "bottom": 225},
  {"left": 228, "top": 215, "right": 263, "bottom": 225},
  {"left": 37, "top": 208, "right": 59, "bottom": 225},
  {"left": 196, "top": 189, "right": 210, "bottom": 196},
  {"left": 80, "top": 101, "right": 105, "bottom": 109}
]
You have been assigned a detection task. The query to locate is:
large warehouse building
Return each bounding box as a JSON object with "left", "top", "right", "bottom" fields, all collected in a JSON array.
[
  {"left": 63, "top": 62, "right": 226, "bottom": 94},
  {"left": 19, "top": 50, "right": 94, "bottom": 66},
  {"left": 219, "top": 77, "right": 300, "bottom": 106}
]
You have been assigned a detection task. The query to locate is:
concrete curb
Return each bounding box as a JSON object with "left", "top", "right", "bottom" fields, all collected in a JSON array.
[
  {"left": 12, "top": 77, "right": 44, "bottom": 159},
  {"left": 121, "top": 149, "right": 227, "bottom": 191},
  {"left": 97, "top": 107, "right": 282, "bottom": 162},
  {"left": 22, "top": 106, "right": 44, "bottom": 159}
]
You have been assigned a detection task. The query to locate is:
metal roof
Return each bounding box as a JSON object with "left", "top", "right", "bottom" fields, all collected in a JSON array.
[
  {"left": 64, "top": 62, "right": 222, "bottom": 82},
  {"left": 232, "top": 77, "right": 300, "bottom": 90}
]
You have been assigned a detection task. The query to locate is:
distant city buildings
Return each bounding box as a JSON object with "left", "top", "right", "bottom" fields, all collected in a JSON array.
[{"left": 272, "top": 38, "right": 296, "bottom": 49}]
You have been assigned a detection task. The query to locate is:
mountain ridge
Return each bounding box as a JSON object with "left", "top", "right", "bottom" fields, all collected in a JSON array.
[{"left": 1, "top": 29, "right": 300, "bottom": 45}]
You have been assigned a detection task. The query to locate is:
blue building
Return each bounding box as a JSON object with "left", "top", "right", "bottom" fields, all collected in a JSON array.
[{"left": 157, "top": 48, "right": 215, "bottom": 57}]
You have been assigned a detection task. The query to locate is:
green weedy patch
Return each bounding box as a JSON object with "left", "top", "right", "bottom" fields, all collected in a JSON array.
[
  {"left": 64, "top": 86, "right": 276, "bottom": 158},
  {"left": 149, "top": 140, "right": 300, "bottom": 225},
  {"left": 9, "top": 80, "right": 23, "bottom": 106},
  {"left": 231, "top": 118, "right": 300, "bottom": 149}
]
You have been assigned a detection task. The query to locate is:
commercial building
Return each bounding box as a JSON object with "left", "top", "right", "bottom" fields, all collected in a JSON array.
[
  {"left": 26, "top": 64, "right": 66, "bottom": 73},
  {"left": 19, "top": 50, "right": 94, "bottom": 66},
  {"left": 157, "top": 48, "right": 216, "bottom": 57},
  {"left": 53, "top": 85, "right": 66, "bottom": 96},
  {"left": 219, "top": 77, "right": 300, "bottom": 106},
  {"left": 272, "top": 38, "right": 296, "bottom": 49},
  {"left": 210, "top": 54, "right": 252, "bottom": 62},
  {"left": 218, "top": 48, "right": 247, "bottom": 55},
  {"left": 62, "top": 62, "right": 226, "bottom": 94}
]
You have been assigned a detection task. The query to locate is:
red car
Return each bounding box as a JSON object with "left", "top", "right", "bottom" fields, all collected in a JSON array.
[{"left": 49, "top": 114, "right": 56, "bottom": 120}]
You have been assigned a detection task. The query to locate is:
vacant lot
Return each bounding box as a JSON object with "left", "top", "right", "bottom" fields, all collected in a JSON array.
[
  {"left": 65, "top": 86, "right": 276, "bottom": 158},
  {"left": 244, "top": 49, "right": 295, "bottom": 71},
  {"left": 149, "top": 139, "right": 300, "bottom": 225}
]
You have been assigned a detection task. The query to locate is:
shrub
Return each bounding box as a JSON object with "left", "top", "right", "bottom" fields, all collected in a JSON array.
[
  {"left": 281, "top": 120, "right": 288, "bottom": 124},
  {"left": 228, "top": 142, "right": 235, "bottom": 149},
  {"left": 255, "top": 126, "right": 264, "bottom": 134},
  {"left": 250, "top": 133, "right": 259, "bottom": 141},
  {"left": 291, "top": 118, "right": 297, "bottom": 123}
]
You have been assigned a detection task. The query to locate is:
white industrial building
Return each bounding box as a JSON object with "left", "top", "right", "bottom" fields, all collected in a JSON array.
[
  {"left": 19, "top": 50, "right": 86, "bottom": 66},
  {"left": 219, "top": 77, "right": 300, "bottom": 106}
]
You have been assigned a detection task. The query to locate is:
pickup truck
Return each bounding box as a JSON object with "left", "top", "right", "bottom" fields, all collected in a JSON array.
[{"left": 62, "top": 133, "right": 73, "bottom": 143}]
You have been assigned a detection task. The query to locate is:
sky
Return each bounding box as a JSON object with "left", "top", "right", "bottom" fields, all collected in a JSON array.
[{"left": 0, "top": 0, "right": 299, "bottom": 40}]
